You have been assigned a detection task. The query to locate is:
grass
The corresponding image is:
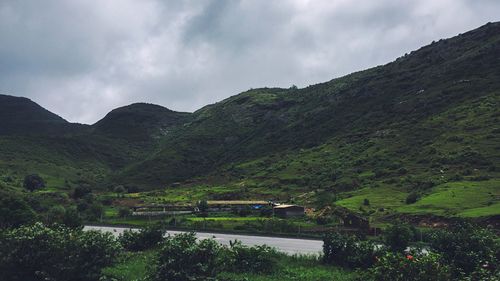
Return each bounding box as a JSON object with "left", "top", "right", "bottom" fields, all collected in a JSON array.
[
  {"left": 102, "top": 250, "right": 359, "bottom": 281},
  {"left": 218, "top": 254, "right": 358, "bottom": 281},
  {"left": 102, "top": 250, "right": 155, "bottom": 281},
  {"left": 336, "top": 186, "right": 408, "bottom": 211},
  {"left": 397, "top": 180, "right": 499, "bottom": 217}
]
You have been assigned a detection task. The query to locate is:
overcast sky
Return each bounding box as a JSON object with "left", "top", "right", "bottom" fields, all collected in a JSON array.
[{"left": 1, "top": 0, "right": 499, "bottom": 124}]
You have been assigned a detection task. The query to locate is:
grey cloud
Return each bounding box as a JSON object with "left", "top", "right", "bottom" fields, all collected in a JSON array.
[{"left": 0, "top": 0, "right": 499, "bottom": 124}]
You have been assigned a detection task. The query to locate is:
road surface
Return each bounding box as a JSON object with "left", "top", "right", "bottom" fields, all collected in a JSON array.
[{"left": 84, "top": 225, "right": 323, "bottom": 255}]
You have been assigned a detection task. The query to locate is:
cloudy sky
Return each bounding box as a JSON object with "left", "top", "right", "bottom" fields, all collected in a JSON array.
[{"left": 1, "top": 0, "right": 499, "bottom": 124}]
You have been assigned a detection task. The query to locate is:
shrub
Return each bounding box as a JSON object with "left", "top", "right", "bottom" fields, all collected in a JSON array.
[
  {"left": 370, "top": 251, "right": 451, "bottom": 281},
  {"left": 405, "top": 192, "right": 420, "bottom": 204},
  {"left": 430, "top": 223, "right": 498, "bottom": 277},
  {"left": 323, "top": 232, "right": 379, "bottom": 269},
  {"left": 223, "top": 240, "right": 279, "bottom": 273},
  {"left": 23, "top": 174, "right": 45, "bottom": 192},
  {"left": 148, "top": 232, "right": 221, "bottom": 281},
  {"left": 384, "top": 223, "right": 414, "bottom": 252},
  {"left": 118, "top": 207, "right": 132, "bottom": 218},
  {"left": 73, "top": 184, "right": 92, "bottom": 199},
  {"left": 0, "top": 192, "right": 36, "bottom": 229},
  {"left": 86, "top": 203, "right": 104, "bottom": 221},
  {"left": 0, "top": 223, "right": 121, "bottom": 281},
  {"left": 119, "top": 223, "right": 165, "bottom": 251}
]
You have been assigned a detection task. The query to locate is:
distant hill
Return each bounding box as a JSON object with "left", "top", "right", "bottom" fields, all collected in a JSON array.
[
  {"left": 1, "top": 22, "right": 498, "bottom": 221},
  {"left": 93, "top": 103, "right": 191, "bottom": 141},
  {"left": 0, "top": 94, "right": 76, "bottom": 135},
  {"left": 0, "top": 98, "right": 190, "bottom": 190}
]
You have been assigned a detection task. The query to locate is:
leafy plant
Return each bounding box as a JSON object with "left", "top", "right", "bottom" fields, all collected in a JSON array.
[
  {"left": 23, "top": 174, "right": 45, "bottom": 192},
  {"left": 384, "top": 223, "right": 414, "bottom": 252},
  {"left": 148, "top": 232, "right": 222, "bottom": 281},
  {"left": 370, "top": 251, "right": 451, "bottom": 281},
  {"left": 429, "top": 222, "right": 499, "bottom": 277},
  {"left": 223, "top": 240, "right": 279, "bottom": 273},
  {"left": 0, "top": 223, "right": 121, "bottom": 281},
  {"left": 323, "top": 232, "right": 379, "bottom": 269},
  {"left": 119, "top": 223, "right": 165, "bottom": 251}
]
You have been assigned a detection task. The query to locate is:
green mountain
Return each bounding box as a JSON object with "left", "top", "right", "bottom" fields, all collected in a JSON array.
[
  {"left": 93, "top": 103, "right": 192, "bottom": 141},
  {"left": 1, "top": 22, "right": 499, "bottom": 222},
  {"left": 0, "top": 100, "right": 190, "bottom": 190},
  {"left": 0, "top": 94, "right": 75, "bottom": 135}
]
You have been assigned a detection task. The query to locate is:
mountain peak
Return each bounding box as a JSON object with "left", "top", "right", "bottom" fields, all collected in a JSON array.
[
  {"left": 93, "top": 102, "right": 192, "bottom": 140},
  {"left": 0, "top": 94, "right": 69, "bottom": 135}
]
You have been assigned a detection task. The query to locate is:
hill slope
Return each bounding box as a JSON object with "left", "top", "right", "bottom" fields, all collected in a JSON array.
[{"left": 119, "top": 22, "right": 500, "bottom": 188}]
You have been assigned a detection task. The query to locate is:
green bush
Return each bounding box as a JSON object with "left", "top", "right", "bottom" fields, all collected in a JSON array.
[
  {"left": 370, "top": 251, "right": 451, "bottom": 281},
  {"left": 405, "top": 192, "right": 420, "bottom": 204},
  {"left": 0, "top": 192, "right": 36, "bottom": 229},
  {"left": 0, "top": 223, "right": 121, "bottom": 281},
  {"left": 23, "top": 174, "right": 45, "bottom": 192},
  {"left": 223, "top": 240, "right": 279, "bottom": 273},
  {"left": 323, "top": 232, "right": 379, "bottom": 268},
  {"left": 430, "top": 223, "right": 498, "bottom": 277},
  {"left": 384, "top": 223, "right": 414, "bottom": 252},
  {"left": 148, "top": 232, "right": 221, "bottom": 281},
  {"left": 118, "top": 207, "right": 132, "bottom": 218},
  {"left": 119, "top": 223, "right": 165, "bottom": 251}
]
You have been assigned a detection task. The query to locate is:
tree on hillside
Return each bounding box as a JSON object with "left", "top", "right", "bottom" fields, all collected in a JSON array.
[
  {"left": 197, "top": 200, "right": 209, "bottom": 215},
  {"left": 114, "top": 185, "right": 126, "bottom": 198},
  {"left": 23, "top": 174, "right": 45, "bottom": 192},
  {"left": 73, "top": 184, "right": 92, "bottom": 199}
]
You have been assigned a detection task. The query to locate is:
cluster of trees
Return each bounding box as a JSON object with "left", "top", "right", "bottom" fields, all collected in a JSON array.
[{"left": 322, "top": 222, "right": 499, "bottom": 280}]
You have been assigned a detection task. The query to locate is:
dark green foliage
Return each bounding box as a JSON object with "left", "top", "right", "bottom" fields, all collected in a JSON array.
[
  {"left": 370, "top": 251, "right": 451, "bottom": 281},
  {"left": 323, "top": 232, "right": 379, "bottom": 268},
  {"left": 429, "top": 222, "right": 499, "bottom": 276},
  {"left": 384, "top": 223, "right": 414, "bottom": 252},
  {"left": 23, "top": 174, "right": 45, "bottom": 192},
  {"left": 87, "top": 203, "right": 104, "bottom": 221},
  {"left": 224, "top": 240, "right": 279, "bottom": 273},
  {"left": 47, "top": 205, "right": 66, "bottom": 224},
  {"left": 119, "top": 224, "right": 165, "bottom": 251},
  {"left": 114, "top": 185, "right": 126, "bottom": 197},
  {"left": 197, "top": 200, "right": 208, "bottom": 213},
  {"left": 62, "top": 206, "right": 82, "bottom": 228},
  {"left": 73, "top": 184, "right": 92, "bottom": 199},
  {"left": 118, "top": 207, "right": 132, "bottom": 218},
  {"left": 0, "top": 223, "right": 121, "bottom": 281},
  {"left": 0, "top": 191, "right": 36, "bottom": 229},
  {"left": 148, "top": 232, "right": 221, "bottom": 281},
  {"left": 405, "top": 191, "right": 420, "bottom": 204}
]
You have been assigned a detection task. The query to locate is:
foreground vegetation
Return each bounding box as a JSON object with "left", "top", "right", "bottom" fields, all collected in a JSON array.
[{"left": 1, "top": 220, "right": 497, "bottom": 281}]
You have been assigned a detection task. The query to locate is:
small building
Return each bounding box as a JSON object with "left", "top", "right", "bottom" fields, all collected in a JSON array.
[{"left": 273, "top": 204, "right": 305, "bottom": 218}]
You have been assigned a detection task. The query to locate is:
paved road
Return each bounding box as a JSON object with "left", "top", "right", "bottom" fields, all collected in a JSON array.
[{"left": 83, "top": 225, "right": 323, "bottom": 255}]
